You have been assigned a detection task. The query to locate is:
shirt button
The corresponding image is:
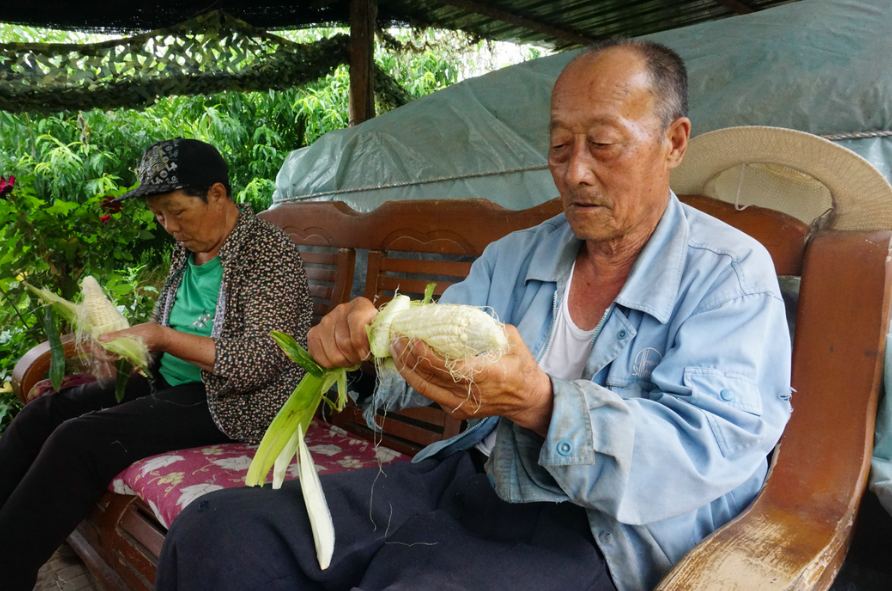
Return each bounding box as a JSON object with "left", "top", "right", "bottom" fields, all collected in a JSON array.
[
  {"left": 617, "top": 329, "right": 627, "bottom": 339},
  {"left": 557, "top": 441, "right": 573, "bottom": 456},
  {"left": 720, "top": 389, "right": 734, "bottom": 401},
  {"left": 599, "top": 531, "right": 613, "bottom": 545}
]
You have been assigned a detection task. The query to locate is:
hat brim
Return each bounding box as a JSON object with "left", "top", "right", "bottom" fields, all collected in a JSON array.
[
  {"left": 670, "top": 126, "right": 892, "bottom": 231},
  {"left": 111, "top": 183, "right": 184, "bottom": 203}
]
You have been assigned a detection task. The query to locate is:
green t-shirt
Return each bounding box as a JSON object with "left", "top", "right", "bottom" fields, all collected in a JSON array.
[{"left": 159, "top": 255, "right": 223, "bottom": 386}]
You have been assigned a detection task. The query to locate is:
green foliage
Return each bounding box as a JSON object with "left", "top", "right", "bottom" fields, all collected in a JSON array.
[
  {"left": 0, "top": 176, "right": 157, "bottom": 301},
  {"left": 0, "top": 176, "right": 164, "bottom": 435},
  {"left": 0, "top": 22, "right": 547, "bottom": 435},
  {"left": 0, "top": 387, "right": 21, "bottom": 436},
  {"left": 0, "top": 90, "right": 309, "bottom": 214}
]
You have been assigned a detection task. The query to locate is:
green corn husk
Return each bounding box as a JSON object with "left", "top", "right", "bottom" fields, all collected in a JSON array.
[
  {"left": 246, "top": 332, "right": 351, "bottom": 487},
  {"left": 42, "top": 306, "right": 65, "bottom": 392},
  {"left": 248, "top": 286, "right": 441, "bottom": 570},
  {"left": 25, "top": 281, "right": 152, "bottom": 401},
  {"left": 246, "top": 331, "right": 353, "bottom": 570},
  {"left": 25, "top": 283, "right": 78, "bottom": 325},
  {"left": 100, "top": 335, "right": 152, "bottom": 373}
]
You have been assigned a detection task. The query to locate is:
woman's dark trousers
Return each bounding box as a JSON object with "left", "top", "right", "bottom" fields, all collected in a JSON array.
[{"left": 0, "top": 374, "right": 233, "bottom": 591}]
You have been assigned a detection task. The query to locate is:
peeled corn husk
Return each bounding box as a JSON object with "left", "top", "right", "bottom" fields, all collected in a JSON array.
[{"left": 25, "top": 277, "right": 151, "bottom": 375}]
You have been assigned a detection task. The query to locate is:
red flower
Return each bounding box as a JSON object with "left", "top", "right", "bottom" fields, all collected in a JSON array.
[
  {"left": 0, "top": 175, "right": 15, "bottom": 200},
  {"left": 100, "top": 195, "right": 122, "bottom": 214},
  {"left": 100, "top": 214, "right": 112, "bottom": 224}
]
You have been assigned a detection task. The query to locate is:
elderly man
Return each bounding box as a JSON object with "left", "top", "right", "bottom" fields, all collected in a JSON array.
[{"left": 156, "top": 40, "right": 791, "bottom": 591}]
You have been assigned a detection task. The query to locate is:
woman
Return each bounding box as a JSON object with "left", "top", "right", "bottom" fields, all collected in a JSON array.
[{"left": 0, "top": 138, "right": 312, "bottom": 590}]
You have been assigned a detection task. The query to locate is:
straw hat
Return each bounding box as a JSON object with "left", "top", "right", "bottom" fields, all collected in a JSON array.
[{"left": 670, "top": 126, "right": 892, "bottom": 231}]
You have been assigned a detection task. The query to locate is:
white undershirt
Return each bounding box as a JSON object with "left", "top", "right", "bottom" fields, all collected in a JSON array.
[{"left": 476, "top": 262, "right": 597, "bottom": 456}]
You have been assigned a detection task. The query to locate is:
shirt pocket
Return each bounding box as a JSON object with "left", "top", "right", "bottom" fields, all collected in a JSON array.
[{"left": 683, "top": 367, "right": 764, "bottom": 457}]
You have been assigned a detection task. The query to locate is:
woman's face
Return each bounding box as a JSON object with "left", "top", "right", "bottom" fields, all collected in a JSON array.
[{"left": 146, "top": 185, "right": 232, "bottom": 255}]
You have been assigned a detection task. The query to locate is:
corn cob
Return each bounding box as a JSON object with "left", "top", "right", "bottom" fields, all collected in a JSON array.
[
  {"left": 367, "top": 294, "right": 412, "bottom": 358},
  {"left": 248, "top": 286, "right": 509, "bottom": 571},
  {"left": 25, "top": 277, "right": 152, "bottom": 399},
  {"left": 388, "top": 303, "right": 508, "bottom": 361},
  {"left": 80, "top": 276, "right": 130, "bottom": 338}
]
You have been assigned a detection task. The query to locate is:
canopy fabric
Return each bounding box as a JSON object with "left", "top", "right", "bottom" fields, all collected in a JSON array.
[
  {"left": 0, "top": 11, "right": 409, "bottom": 114},
  {"left": 274, "top": 0, "right": 892, "bottom": 212},
  {"left": 1, "top": 0, "right": 801, "bottom": 50}
]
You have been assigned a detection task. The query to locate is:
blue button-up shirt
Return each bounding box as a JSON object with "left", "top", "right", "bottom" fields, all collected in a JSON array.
[{"left": 369, "top": 194, "right": 792, "bottom": 591}]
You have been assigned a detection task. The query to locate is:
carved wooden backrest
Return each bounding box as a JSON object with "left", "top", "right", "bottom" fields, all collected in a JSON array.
[
  {"left": 344, "top": 199, "right": 565, "bottom": 454},
  {"left": 259, "top": 196, "right": 811, "bottom": 457},
  {"left": 357, "top": 198, "right": 564, "bottom": 304},
  {"left": 259, "top": 203, "right": 359, "bottom": 325}
]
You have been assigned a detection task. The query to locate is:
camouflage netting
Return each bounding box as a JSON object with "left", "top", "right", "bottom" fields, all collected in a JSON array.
[{"left": 0, "top": 10, "right": 410, "bottom": 114}]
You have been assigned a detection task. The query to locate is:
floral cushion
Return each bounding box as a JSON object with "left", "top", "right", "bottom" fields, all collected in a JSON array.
[{"left": 109, "top": 419, "right": 408, "bottom": 529}]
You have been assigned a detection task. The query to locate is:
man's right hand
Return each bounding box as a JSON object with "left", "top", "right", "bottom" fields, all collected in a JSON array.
[{"left": 307, "top": 297, "right": 379, "bottom": 368}]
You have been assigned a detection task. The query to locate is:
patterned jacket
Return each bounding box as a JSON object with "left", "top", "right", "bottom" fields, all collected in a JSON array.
[{"left": 151, "top": 204, "right": 312, "bottom": 443}]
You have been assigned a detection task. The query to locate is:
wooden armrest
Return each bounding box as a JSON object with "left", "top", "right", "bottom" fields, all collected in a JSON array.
[
  {"left": 657, "top": 230, "right": 892, "bottom": 590},
  {"left": 11, "top": 335, "right": 87, "bottom": 405}
]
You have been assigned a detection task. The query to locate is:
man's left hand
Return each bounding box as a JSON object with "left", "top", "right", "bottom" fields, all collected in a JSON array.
[{"left": 390, "top": 325, "right": 554, "bottom": 437}]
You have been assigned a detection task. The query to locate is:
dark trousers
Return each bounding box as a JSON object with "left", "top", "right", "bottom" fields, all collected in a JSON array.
[
  {"left": 0, "top": 374, "right": 234, "bottom": 591},
  {"left": 156, "top": 450, "right": 617, "bottom": 591}
]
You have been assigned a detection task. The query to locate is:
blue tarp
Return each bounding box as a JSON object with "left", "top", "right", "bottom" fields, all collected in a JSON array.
[{"left": 274, "top": 0, "right": 892, "bottom": 212}]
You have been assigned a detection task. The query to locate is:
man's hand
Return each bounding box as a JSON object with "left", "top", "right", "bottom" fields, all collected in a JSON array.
[
  {"left": 99, "top": 323, "right": 171, "bottom": 352},
  {"left": 391, "top": 325, "right": 554, "bottom": 437},
  {"left": 307, "top": 298, "right": 378, "bottom": 368}
]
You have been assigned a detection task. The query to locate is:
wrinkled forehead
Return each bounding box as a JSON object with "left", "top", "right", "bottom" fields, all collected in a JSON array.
[
  {"left": 550, "top": 49, "right": 657, "bottom": 129},
  {"left": 145, "top": 190, "right": 202, "bottom": 212}
]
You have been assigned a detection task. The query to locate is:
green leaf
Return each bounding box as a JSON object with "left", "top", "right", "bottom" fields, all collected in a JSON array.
[
  {"left": 270, "top": 330, "right": 324, "bottom": 377},
  {"left": 44, "top": 201, "right": 80, "bottom": 216},
  {"left": 42, "top": 306, "right": 65, "bottom": 392},
  {"left": 246, "top": 371, "right": 326, "bottom": 487},
  {"left": 422, "top": 282, "right": 436, "bottom": 305},
  {"left": 59, "top": 237, "right": 79, "bottom": 262},
  {"left": 114, "top": 358, "right": 132, "bottom": 403},
  {"left": 137, "top": 230, "right": 154, "bottom": 240}
]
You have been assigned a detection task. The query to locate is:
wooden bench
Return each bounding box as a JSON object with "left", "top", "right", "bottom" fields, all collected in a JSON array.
[{"left": 11, "top": 195, "right": 891, "bottom": 591}]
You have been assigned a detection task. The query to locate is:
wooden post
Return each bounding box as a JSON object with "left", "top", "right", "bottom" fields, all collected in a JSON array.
[{"left": 349, "top": 0, "right": 377, "bottom": 126}]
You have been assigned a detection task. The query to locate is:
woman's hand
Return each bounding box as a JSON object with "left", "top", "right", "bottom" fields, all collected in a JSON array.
[{"left": 99, "top": 323, "right": 171, "bottom": 352}]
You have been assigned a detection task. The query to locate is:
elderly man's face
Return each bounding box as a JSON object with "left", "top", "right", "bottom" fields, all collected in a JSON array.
[{"left": 548, "top": 48, "right": 688, "bottom": 245}]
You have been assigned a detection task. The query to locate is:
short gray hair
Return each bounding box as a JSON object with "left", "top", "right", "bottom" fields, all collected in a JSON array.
[{"left": 570, "top": 38, "right": 688, "bottom": 131}]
